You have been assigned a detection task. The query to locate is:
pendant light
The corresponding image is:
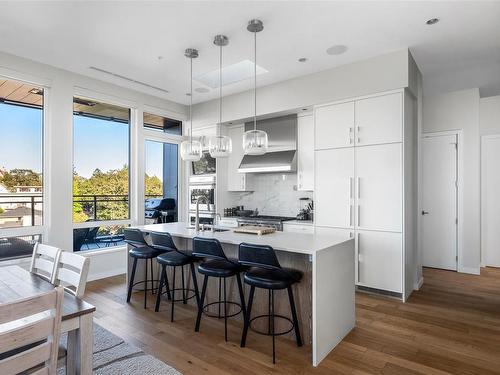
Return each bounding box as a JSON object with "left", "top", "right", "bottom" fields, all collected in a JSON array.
[
  {"left": 242, "top": 19, "right": 268, "bottom": 155},
  {"left": 208, "top": 35, "right": 232, "bottom": 158},
  {"left": 180, "top": 48, "right": 203, "bottom": 161}
]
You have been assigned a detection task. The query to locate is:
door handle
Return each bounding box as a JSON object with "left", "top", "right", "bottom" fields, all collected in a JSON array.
[{"left": 421, "top": 210, "right": 429, "bottom": 215}]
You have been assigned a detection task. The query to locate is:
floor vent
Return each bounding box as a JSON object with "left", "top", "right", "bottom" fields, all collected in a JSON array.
[{"left": 89, "top": 66, "right": 169, "bottom": 94}]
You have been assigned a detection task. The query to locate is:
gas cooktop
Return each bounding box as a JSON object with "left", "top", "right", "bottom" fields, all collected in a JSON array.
[{"left": 238, "top": 215, "right": 295, "bottom": 221}]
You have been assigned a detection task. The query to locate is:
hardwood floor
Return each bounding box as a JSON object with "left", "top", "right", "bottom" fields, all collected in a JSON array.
[{"left": 84, "top": 267, "right": 500, "bottom": 374}]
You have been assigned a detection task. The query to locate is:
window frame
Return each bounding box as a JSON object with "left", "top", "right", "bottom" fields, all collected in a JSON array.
[
  {"left": 0, "top": 69, "right": 50, "bottom": 246},
  {"left": 71, "top": 88, "right": 135, "bottom": 233}
]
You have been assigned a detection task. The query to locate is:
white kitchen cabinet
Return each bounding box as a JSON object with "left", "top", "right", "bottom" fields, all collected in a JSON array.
[
  {"left": 355, "top": 92, "right": 402, "bottom": 146},
  {"left": 313, "top": 89, "right": 416, "bottom": 299},
  {"left": 315, "top": 101, "right": 355, "bottom": 150},
  {"left": 315, "top": 148, "right": 354, "bottom": 228},
  {"left": 355, "top": 143, "right": 402, "bottom": 232},
  {"left": 357, "top": 230, "right": 402, "bottom": 293},
  {"left": 297, "top": 114, "right": 314, "bottom": 191},
  {"left": 283, "top": 222, "right": 315, "bottom": 234},
  {"left": 192, "top": 125, "right": 217, "bottom": 150},
  {"left": 227, "top": 124, "right": 252, "bottom": 191}
]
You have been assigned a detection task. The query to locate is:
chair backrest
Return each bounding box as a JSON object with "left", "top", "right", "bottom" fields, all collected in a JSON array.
[
  {"left": 150, "top": 232, "right": 177, "bottom": 252},
  {"left": 0, "top": 287, "right": 63, "bottom": 375},
  {"left": 53, "top": 251, "right": 90, "bottom": 298},
  {"left": 238, "top": 243, "right": 282, "bottom": 270},
  {"left": 192, "top": 237, "right": 227, "bottom": 260},
  {"left": 124, "top": 228, "right": 147, "bottom": 248},
  {"left": 29, "top": 242, "right": 60, "bottom": 282}
]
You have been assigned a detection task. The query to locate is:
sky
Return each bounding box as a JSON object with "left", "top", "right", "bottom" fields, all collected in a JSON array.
[{"left": 0, "top": 102, "right": 164, "bottom": 179}]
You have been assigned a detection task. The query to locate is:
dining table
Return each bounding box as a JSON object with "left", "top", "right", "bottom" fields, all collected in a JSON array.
[{"left": 0, "top": 265, "right": 95, "bottom": 375}]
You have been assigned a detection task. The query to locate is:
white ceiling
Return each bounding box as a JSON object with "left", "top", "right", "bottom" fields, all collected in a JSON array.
[{"left": 0, "top": 1, "right": 499, "bottom": 104}]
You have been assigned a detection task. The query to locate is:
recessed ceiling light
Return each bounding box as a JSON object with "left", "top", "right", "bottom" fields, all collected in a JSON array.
[
  {"left": 157, "top": 56, "right": 163, "bottom": 60},
  {"left": 185, "top": 93, "right": 191, "bottom": 96},
  {"left": 426, "top": 18, "right": 439, "bottom": 25},
  {"left": 302, "top": 108, "right": 308, "bottom": 111},
  {"left": 298, "top": 57, "right": 308, "bottom": 63},
  {"left": 195, "top": 87, "right": 210, "bottom": 93},
  {"left": 326, "top": 45, "right": 348, "bottom": 56}
]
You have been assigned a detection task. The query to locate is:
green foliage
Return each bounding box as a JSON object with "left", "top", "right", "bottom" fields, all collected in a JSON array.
[
  {"left": 0, "top": 207, "right": 4, "bottom": 214},
  {"left": 0, "top": 169, "right": 42, "bottom": 191},
  {"left": 72, "top": 166, "right": 164, "bottom": 223}
]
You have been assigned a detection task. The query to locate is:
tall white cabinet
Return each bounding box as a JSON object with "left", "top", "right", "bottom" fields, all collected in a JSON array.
[{"left": 314, "top": 90, "right": 417, "bottom": 299}]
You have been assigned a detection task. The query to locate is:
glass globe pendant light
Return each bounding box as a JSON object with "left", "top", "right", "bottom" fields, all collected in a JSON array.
[
  {"left": 243, "top": 19, "right": 268, "bottom": 156},
  {"left": 208, "top": 35, "right": 232, "bottom": 158},
  {"left": 180, "top": 48, "right": 203, "bottom": 161}
]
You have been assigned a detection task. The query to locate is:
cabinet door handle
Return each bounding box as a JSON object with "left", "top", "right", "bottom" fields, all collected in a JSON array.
[
  {"left": 357, "top": 177, "right": 361, "bottom": 199},
  {"left": 349, "top": 177, "right": 353, "bottom": 199},
  {"left": 348, "top": 127, "right": 353, "bottom": 144},
  {"left": 356, "top": 232, "right": 360, "bottom": 283},
  {"left": 357, "top": 205, "right": 360, "bottom": 227},
  {"left": 349, "top": 204, "right": 353, "bottom": 227}
]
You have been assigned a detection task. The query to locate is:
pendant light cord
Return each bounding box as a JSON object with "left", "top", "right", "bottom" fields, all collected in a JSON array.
[
  {"left": 219, "top": 42, "right": 222, "bottom": 138},
  {"left": 253, "top": 30, "right": 257, "bottom": 132},
  {"left": 189, "top": 55, "right": 193, "bottom": 148}
]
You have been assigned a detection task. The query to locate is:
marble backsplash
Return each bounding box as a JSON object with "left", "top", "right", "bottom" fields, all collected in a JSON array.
[{"left": 227, "top": 173, "right": 313, "bottom": 217}]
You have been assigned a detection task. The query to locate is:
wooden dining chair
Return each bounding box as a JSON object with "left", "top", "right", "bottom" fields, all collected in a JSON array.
[
  {"left": 0, "top": 287, "right": 64, "bottom": 375},
  {"left": 29, "top": 242, "right": 61, "bottom": 282},
  {"left": 52, "top": 251, "right": 90, "bottom": 298}
]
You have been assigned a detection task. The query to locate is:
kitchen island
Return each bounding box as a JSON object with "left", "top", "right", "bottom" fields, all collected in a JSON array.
[{"left": 130, "top": 222, "right": 355, "bottom": 366}]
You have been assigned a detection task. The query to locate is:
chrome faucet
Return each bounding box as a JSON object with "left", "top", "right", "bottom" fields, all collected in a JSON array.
[
  {"left": 212, "top": 213, "right": 222, "bottom": 233},
  {"left": 195, "top": 196, "right": 209, "bottom": 233}
]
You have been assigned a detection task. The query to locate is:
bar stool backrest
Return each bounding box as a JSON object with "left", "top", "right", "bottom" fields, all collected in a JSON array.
[
  {"left": 238, "top": 242, "right": 282, "bottom": 270},
  {"left": 192, "top": 237, "right": 227, "bottom": 260},
  {"left": 124, "top": 228, "right": 147, "bottom": 248},
  {"left": 150, "top": 232, "right": 177, "bottom": 252}
]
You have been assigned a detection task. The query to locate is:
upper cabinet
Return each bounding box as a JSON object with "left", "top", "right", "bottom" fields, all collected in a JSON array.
[
  {"left": 227, "top": 124, "right": 252, "bottom": 191},
  {"left": 314, "top": 92, "right": 402, "bottom": 150},
  {"left": 315, "top": 101, "right": 355, "bottom": 150},
  {"left": 297, "top": 114, "right": 314, "bottom": 191},
  {"left": 355, "top": 92, "right": 402, "bottom": 146},
  {"left": 192, "top": 125, "right": 217, "bottom": 150}
]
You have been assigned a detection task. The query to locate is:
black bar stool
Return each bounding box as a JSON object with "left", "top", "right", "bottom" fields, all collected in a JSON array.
[
  {"left": 193, "top": 237, "right": 246, "bottom": 342},
  {"left": 124, "top": 228, "right": 166, "bottom": 309},
  {"left": 150, "top": 232, "right": 200, "bottom": 322},
  {"left": 238, "top": 242, "right": 303, "bottom": 364}
]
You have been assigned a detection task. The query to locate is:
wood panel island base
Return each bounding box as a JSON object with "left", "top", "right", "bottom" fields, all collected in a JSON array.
[{"left": 130, "top": 222, "right": 355, "bottom": 366}]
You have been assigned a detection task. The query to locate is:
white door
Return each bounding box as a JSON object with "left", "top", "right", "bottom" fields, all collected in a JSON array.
[
  {"left": 315, "top": 148, "right": 354, "bottom": 228},
  {"left": 355, "top": 143, "right": 402, "bottom": 232},
  {"left": 355, "top": 93, "right": 402, "bottom": 146},
  {"left": 297, "top": 114, "right": 314, "bottom": 191},
  {"left": 482, "top": 135, "right": 500, "bottom": 267},
  {"left": 315, "top": 101, "right": 355, "bottom": 150},
  {"left": 422, "top": 134, "right": 458, "bottom": 270},
  {"left": 357, "top": 230, "right": 402, "bottom": 292}
]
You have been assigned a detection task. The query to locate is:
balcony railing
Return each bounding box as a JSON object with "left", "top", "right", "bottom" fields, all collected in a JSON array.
[{"left": 0, "top": 193, "right": 165, "bottom": 228}]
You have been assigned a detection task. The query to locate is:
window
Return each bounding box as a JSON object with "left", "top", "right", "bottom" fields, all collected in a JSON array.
[
  {"left": 143, "top": 112, "right": 182, "bottom": 135},
  {"left": 0, "top": 78, "right": 44, "bottom": 229},
  {"left": 72, "top": 96, "right": 130, "bottom": 223},
  {"left": 0, "top": 234, "right": 42, "bottom": 260},
  {"left": 73, "top": 224, "right": 127, "bottom": 252},
  {"left": 145, "top": 140, "right": 178, "bottom": 222}
]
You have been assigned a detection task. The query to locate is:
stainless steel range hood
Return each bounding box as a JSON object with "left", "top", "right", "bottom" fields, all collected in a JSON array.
[{"left": 238, "top": 115, "right": 297, "bottom": 173}]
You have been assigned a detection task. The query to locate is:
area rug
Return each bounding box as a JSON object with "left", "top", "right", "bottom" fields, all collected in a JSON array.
[{"left": 57, "top": 322, "right": 182, "bottom": 375}]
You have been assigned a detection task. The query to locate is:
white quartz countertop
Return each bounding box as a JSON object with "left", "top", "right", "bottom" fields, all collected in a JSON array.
[{"left": 133, "top": 222, "right": 351, "bottom": 255}]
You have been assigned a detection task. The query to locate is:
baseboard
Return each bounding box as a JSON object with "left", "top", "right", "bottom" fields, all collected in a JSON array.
[
  {"left": 459, "top": 266, "right": 480, "bottom": 275},
  {"left": 414, "top": 276, "right": 424, "bottom": 290}
]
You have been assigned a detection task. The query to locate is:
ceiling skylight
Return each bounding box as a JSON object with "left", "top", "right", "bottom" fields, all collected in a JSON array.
[{"left": 194, "top": 60, "right": 268, "bottom": 89}]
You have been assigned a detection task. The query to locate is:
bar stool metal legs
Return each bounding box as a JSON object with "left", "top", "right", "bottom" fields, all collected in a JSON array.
[
  {"left": 240, "top": 285, "right": 302, "bottom": 364},
  {"left": 126, "top": 256, "right": 158, "bottom": 309}
]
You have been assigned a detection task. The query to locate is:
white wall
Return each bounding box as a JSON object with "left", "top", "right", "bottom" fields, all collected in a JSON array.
[
  {"left": 0, "top": 50, "right": 186, "bottom": 280},
  {"left": 423, "top": 88, "right": 481, "bottom": 273},
  {"left": 480, "top": 95, "right": 500, "bottom": 135},
  {"left": 193, "top": 49, "right": 411, "bottom": 127}
]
